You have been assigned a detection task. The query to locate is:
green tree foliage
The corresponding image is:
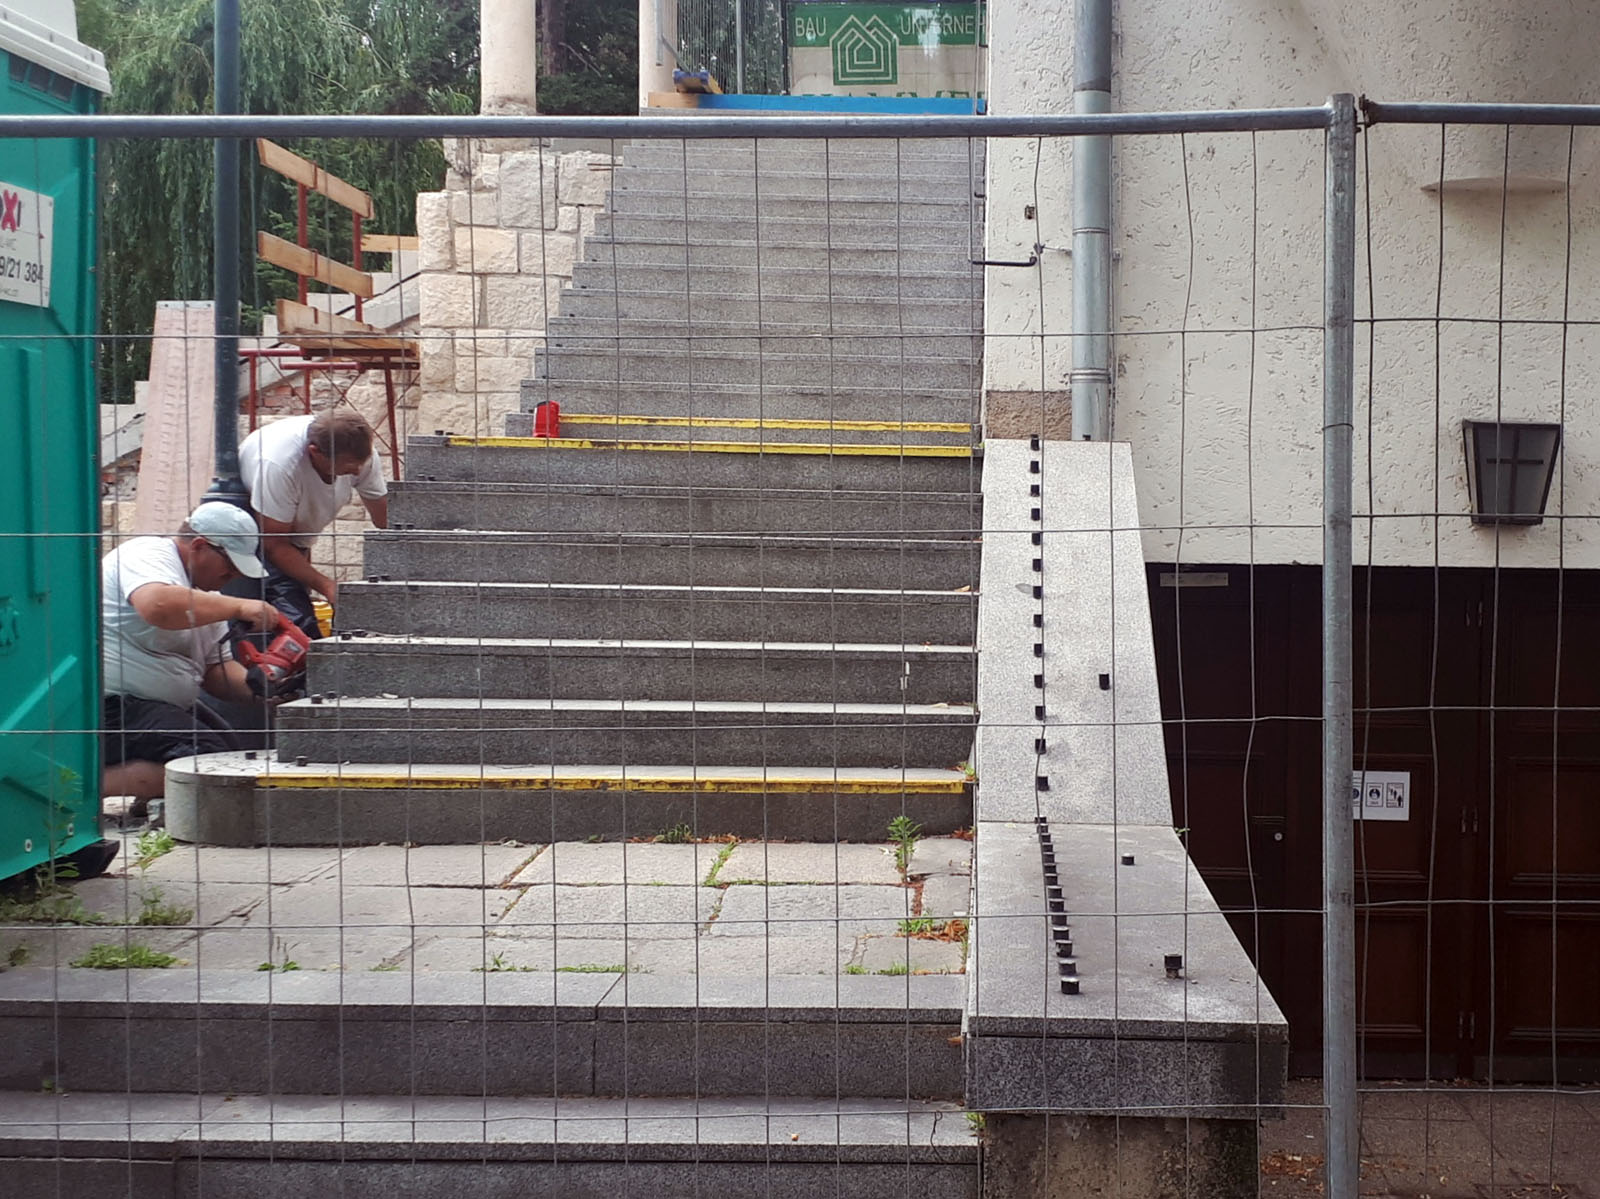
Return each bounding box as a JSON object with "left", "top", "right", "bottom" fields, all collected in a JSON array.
[
  {"left": 536, "top": 0, "right": 637, "bottom": 116},
  {"left": 78, "top": 0, "right": 478, "bottom": 402}
]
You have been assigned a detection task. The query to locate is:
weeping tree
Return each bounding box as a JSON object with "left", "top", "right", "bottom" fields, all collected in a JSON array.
[{"left": 77, "top": 0, "right": 478, "bottom": 404}]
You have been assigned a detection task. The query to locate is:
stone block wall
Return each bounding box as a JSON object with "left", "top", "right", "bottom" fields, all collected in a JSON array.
[{"left": 413, "top": 138, "right": 616, "bottom": 437}]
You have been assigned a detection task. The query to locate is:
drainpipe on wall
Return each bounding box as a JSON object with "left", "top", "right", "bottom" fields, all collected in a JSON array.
[{"left": 1070, "top": 0, "right": 1113, "bottom": 441}]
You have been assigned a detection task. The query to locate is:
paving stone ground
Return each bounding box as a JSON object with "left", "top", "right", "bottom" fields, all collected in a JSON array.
[{"left": 0, "top": 835, "right": 973, "bottom": 976}]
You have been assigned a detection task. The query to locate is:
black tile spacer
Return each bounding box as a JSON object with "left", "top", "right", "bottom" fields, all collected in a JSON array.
[
  {"left": 1030, "top": 434, "right": 1041, "bottom": 451},
  {"left": 1031, "top": 531, "right": 1043, "bottom": 546},
  {"left": 1165, "top": 953, "right": 1184, "bottom": 979},
  {"left": 1098, "top": 673, "right": 1111, "bottom": 690},
  {"left": 1035, "top": 704, "right": 1047, "bottom": 720},
  {"left": 1058, "top": 957, "right": 1078, "bottom": 978},
  {"left": 1035, "top": 775, "right": 1051, "bottom": 791},
  {"left": 1029, "top": 460, "right": 1041, "bottom": 474},
  {"left": 1121, "top": 853, "right": 1136, "bottom": 866},
  {"left": 1051, "top": 911, "right": 1069, "bottom": 929},
  {"left": 1034, "top": 643, "right": 1045, "bottom": 658},
  {"left": 1030, "top": 483, "right": 1041, "bottom": 497},
  {"left": 1034, "top": 737, "right": 1048, "bottom": 754},
  {"left": 1032, "top": 558, "right": 1043, "bottom": 572},
  {"left": 1033, "top": 814, "right": 1049, "bottom": 826},
  {"left": 1034, "top": 673, "right": 1045, "bottom": 689},
  {"left": 1033, "top": 584, "right": 1044, "bottom": 599},
  {"left": 1033, "top": 613, "right": 1044, "bottom": 628},
  {"left": 1031, "top": 507, "right": 1042, "bottom": 521},
  {"left": 1060, "top": 977, "right": 1080, "bottom": 995}
]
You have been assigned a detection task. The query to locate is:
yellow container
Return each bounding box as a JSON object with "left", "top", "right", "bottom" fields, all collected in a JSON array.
[{"left": 312, "top": 599, "right": 333, "bottom": 638}]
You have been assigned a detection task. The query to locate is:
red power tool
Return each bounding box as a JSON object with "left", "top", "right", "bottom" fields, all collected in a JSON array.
[{"left": 237, "top": 615, "right": 312, "bottom": 698}]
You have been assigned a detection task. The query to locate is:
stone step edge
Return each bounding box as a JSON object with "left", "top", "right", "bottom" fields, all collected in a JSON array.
[
  {"left": 337, "top": 579, "right": 979, "bottom": 598},
  {"left": 315, "top": 634, "right": 974, "bottom": 654},
  {"left": 441, "top": 435, "right": 974, "bottom": 458},
  {"left": 0, "top": 1091, "right": 976, "bottom": 1164},
  {"left": 172, "top": 754, "right": 974, "bottom": 795},
  {"left": 552, "top": 413, "right": 972, "bottom": 435},
  {"left": 0, "top": 968, "right": 967, "bottom": 1022},
  {"left": 387, "top": 482, "right": 983, "bottom": 506},
  {"left": 282, "top": 697, "right": 978, "bottom": 717}
]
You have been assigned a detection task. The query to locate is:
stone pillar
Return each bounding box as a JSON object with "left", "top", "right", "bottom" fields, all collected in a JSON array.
[
  {"left": 637, "top": 0, "right": 678, "bottom": 109},
  {"left": 980, "top": 1114, "right": 1259, "bottom": 1199},
  {"left": 481, "top": 0, "right": 538, "bottom": 114}
]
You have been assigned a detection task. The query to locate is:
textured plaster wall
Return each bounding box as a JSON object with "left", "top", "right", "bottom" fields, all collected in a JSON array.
[{"left": 985, "top": 0, "right": 1600, "bottom": 568}]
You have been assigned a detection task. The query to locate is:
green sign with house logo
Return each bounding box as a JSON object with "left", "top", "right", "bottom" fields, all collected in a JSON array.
[{"left": 790, "top": 4, "right": 985, "bottom": 87}]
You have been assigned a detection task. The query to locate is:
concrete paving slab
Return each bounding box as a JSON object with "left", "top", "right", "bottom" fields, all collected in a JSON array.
[
  {"left": 512, "top": 842, "right": 724, "bottom": 886},
  {"left": 709, "top": 883, "right": 915, "bottom": 939},
  {"left": 137, "top": 846, "right": 343, "bottom": 885},
  {"left": 718, "top": 842, "right": 903, "bottom": 885},
  {"left": 907, "top": 837, "right": 974, "bottom": 877},
  {"left": 497, "top": 884, "right": 720, "bottom": 938},
  {"left": 858, "top": 937, "right": 966, "bottom": 975},
  {"left": 632, "top": 933, "right": 856, "bottom": 976},
  {"left": 60, "top": 878, "right": 270, "bottom": 927},
  {"left": 181, "top": 928, "right": 426, "bottom": 971},
  {"left": 400, "top": 935, "right": 635, "bottom": 974},
  {"left": 0, "top": 926, "right": 196, "bottom": 970},
  {"left": 241, "top": 883, "right": 520, "bottom": 931},
  {"left": 326, "top": 844, "right": 541, "bottom": 888},
  {"left": 918, "top": 873, "right": 971, "bottom": 918}
]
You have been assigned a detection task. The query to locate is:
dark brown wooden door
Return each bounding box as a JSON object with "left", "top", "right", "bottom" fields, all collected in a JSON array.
[{"left": 1149, "top": 563, "right": 1600, "bottom": 1083}]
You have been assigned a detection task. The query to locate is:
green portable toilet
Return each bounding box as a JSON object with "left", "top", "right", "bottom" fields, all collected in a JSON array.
[{"left": 0, "top": 3, "right": 111, "bottom": 882}]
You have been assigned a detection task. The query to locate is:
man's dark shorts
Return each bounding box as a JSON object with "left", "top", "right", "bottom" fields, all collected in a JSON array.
[{"left": 102, "top": 694, "right": 240, "bottom": 767}]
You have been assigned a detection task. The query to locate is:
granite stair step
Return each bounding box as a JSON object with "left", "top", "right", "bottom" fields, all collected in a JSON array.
[
  {"left": 274, "top": 697, "right": 977, "bottom": 766},
  {"left": 593, "top": 211, "right": 980, "bottom": 248},
  {"left": 334, "top": 580, "right": 978, "bottom": 644},
  {"left": 360, "top": 528, "right": 981, "bottom": 590},
  {"left": 507, "top": 412, "right": 973, "bottom": 447},
  {"left": 532, "top": 346, "right": 980, "bottom": 390},
  {"left": 0, "top": 970, "right": 966, "bottom": 1100},
  {"left": 401, "top": 436, "right": 979, "bottom": 493},
  {"left": 0, "top": 1089, "right": 978, "bottom": 1197},
  {"left": 558, "top": 287, "right": 980, "bottom": 327},
  {"left": 386, "top": 481, "right": 981, "bottom": 535},
  {"left": 541, "top": 319, "right": 984, "bottom": 359},
  {"left": 577, "top": 238, "right": 981, "bottom": 272},
  {"left": 307, "top": 635, "right": 976, "bottom": 704},
  {"left": 166, "top": 756, "right": 975, "bottom": 844},
  {"left": 569, "top": 261, "right": 982, "bottom": 301},
  {"left": 506, "top": 380, "right": 981, "bottom": 425}
]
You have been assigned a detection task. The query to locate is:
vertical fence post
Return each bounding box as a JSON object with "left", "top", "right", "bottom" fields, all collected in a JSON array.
[{"left": 1322, "top": 90, "right": 1358, "bottom": 1199}]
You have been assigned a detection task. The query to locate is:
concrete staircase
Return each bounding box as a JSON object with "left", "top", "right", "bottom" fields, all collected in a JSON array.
[{"left": 0, "top": 137, "right": 989, "bottom": 1194}]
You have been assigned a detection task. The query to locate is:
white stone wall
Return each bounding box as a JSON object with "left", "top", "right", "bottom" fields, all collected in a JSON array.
[
  {"left": 413, "top": 139, "right": 614, "bottom": 438},
  {"left": 985, "top": 0, "right": 1600, "bottom": 568}
]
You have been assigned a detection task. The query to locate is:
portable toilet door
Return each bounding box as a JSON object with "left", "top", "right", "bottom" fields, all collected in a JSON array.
[{"left": 0, "top": 3, "right": 112, "bottom": 882}]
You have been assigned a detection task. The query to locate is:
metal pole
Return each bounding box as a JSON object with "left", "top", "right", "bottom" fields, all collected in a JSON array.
[
  {"left": 1321, "top": 91, "right": 1358, "bottom": 1199},
  {"left": 1069, "top": 0, "right": 1112, "bottom": 442},
  {"left": 734, "top": 0, "right": 745, "bottom": 93},
  {"left": 208, "top": 0, "right": 245, "bottom": 499},
  {"left": 0, "top": 108, "right": 1336, "bottom": 141}
]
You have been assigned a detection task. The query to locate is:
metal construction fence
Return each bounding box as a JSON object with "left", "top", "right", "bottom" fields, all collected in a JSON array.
[{"left": 0, "top": 100, "right": 1597, "bottom": 1198}]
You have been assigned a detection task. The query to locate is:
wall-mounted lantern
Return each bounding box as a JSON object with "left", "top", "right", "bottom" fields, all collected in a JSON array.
[{"left": 1462, "top": 420, "right": 1562, "bottom": 526}]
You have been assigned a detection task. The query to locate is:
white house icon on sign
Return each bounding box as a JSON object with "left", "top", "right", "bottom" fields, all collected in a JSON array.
[{"left": 832, "top": 15, "right": 899, "bottom": 86}]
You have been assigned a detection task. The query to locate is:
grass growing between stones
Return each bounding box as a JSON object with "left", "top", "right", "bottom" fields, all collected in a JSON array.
[
  {"left": 135, "top": 887, "right": 194, "bottom": 927},
  {"left": 555, "top": 963, "right": 634, "bottom": 973},
  {"left": 898, "top": 917, "right": 968, "bottom": 942},
  {"left": 71, "top": 942, "right": 179, "bottom": 969},
  {"left": 653, "top": 823, "right": 694, "bottom": 844},
  {"left": 702, "top": 839, "right": 739, "bottom": 886},
  {"left": 0, "top": 866, "right": 104, "bottom": 927}
]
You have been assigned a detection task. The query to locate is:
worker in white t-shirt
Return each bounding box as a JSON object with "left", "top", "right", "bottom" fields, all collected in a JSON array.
[
  {"left": 236, "top": 409, "right": 389, "bottom": 636},
  {"left": 101, "top": 501, "right": 280, "bottom": 808}
]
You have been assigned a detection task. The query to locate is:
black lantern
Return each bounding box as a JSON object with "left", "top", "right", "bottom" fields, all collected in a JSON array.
[{"left": 1462, "top": 421, "right": 1562, "bottom": 525}]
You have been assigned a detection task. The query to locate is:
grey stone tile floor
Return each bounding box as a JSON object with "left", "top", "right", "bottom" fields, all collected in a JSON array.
[{"left": 0, "top": 834, "right": 972, "bottom": 977}]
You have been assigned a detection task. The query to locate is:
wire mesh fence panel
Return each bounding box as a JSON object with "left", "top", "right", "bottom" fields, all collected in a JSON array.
[{"left": 2, "top": 99, "right": 1598, "bottom": 1199}]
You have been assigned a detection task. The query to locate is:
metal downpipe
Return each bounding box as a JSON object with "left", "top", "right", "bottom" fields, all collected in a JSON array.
[
  {"left": 1321, "top": 91, "right": 1359, "bottom": 1199},
  {"left": 209, "top": 0, "right": 244, "bottom": 498},
  {"left": 1070, "top": 0, "right": 1113, "bottom": 441}
]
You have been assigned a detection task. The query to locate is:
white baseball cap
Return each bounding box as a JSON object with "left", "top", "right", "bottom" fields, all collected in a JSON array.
[{"left": 187, "top": 501, "right": 267, "bottom": 578}]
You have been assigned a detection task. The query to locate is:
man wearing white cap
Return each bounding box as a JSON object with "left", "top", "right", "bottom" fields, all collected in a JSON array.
[{"left": 101, "top": 502, "right": 281, "bottom": 806}]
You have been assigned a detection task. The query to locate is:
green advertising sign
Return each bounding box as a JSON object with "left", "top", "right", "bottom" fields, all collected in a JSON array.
[{"left": 789, "top": 4, "right": 986, "bottom": 51}]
